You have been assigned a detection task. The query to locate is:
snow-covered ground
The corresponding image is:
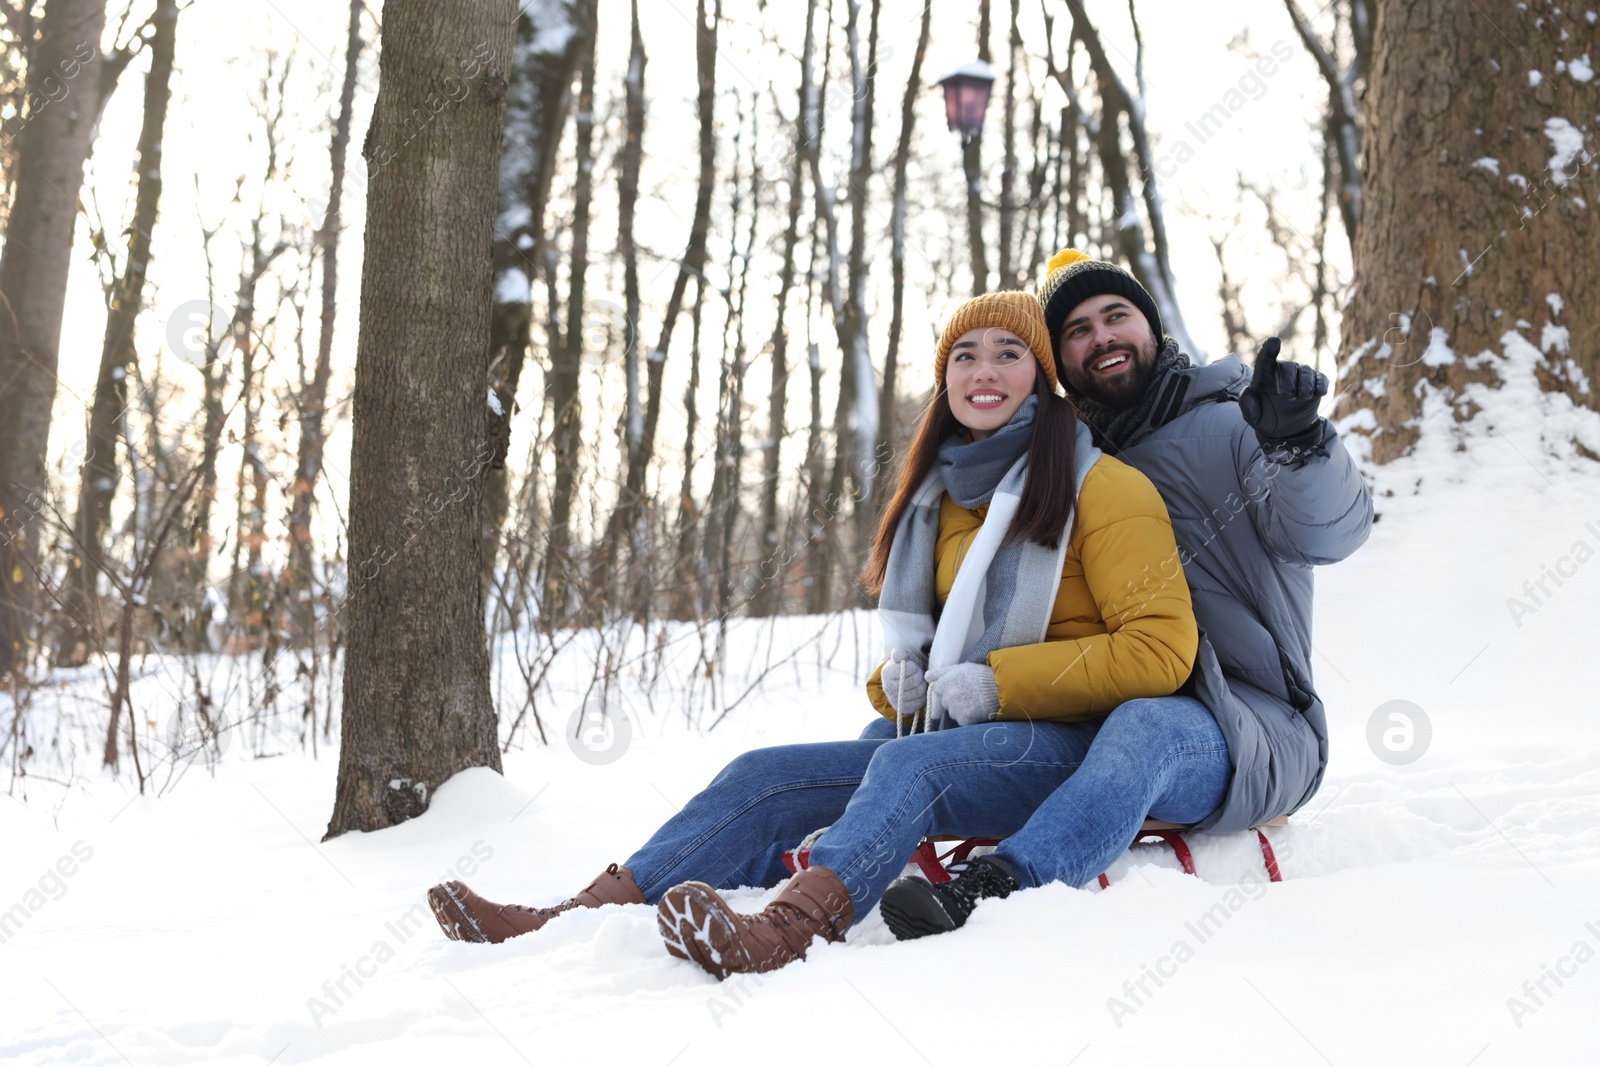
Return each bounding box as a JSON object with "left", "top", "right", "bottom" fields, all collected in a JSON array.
[{"left": 5, "top": 398, "right": 1600, "bottom": 1065}]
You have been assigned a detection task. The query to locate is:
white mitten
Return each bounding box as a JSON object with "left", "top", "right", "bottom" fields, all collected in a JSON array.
[{"left": 926, "top": 662, "right": 1000, "bottom": 726}]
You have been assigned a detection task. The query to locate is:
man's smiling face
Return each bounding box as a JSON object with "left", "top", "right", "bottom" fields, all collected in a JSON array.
[{"left": 1056, "top": 295, "right": 1160, "bottom": 412}]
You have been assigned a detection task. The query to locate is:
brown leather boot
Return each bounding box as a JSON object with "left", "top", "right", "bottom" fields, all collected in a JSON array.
[
  {"left": 428, "top": 863, "right": 644, "bottom": 944},
  {"left": 656, "top": 866, "right": 854, "bottom": 980}
]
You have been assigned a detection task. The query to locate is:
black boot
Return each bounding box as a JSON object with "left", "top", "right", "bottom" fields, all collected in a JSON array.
[{"left": 879, "top": 856, "right": 1019, "bottom": 941}]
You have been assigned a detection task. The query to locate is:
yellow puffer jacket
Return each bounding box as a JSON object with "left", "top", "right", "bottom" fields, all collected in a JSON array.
[{"left": 867, "top": 455, "right": 1198, "bottom": 723}]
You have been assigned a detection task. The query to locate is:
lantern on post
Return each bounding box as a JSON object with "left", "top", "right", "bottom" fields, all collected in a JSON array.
[{"left": 938, "top": 60, "right": 996, "bottom": 145}]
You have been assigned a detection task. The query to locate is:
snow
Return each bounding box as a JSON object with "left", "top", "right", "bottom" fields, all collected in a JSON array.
[
  {"left": 493, "top": 266, "right": 531, "bottom": 307},
  {"left": 1472, "top": 156, "right": 1502, "bottom": 175},
  {"left": 523, "top": 0, "right": 577, "bottom": 57},
  {"left": 1568, "top": 54, "right": 1595, "bottom": 82},
  {"left": 1529, "top": 69, "right": 1544, "bottom": 85},
  {"left": 486, "top": 388, "right": 504, "bottom": 417},
  {"left": 1547, "top": 291, "right": 1565, "bottom": 316},
  {"left": 938, "top": 59, "right": 996, "bottom": 83},
  {"left": 1420, "top": 326, "right": 1456, "bottom": 368},
  {"left": 1542, "top": 322, "right": 1572, "bottom": 355},
  {"left": 1543, "top": 117, "right": 1588, "bottom": 186},
  {"left": 7, "top": 410, "right": 1600, "bottom": 1063}
]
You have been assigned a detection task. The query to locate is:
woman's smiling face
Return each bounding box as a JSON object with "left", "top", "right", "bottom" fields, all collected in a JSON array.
[{"left": 944, "top": 327, "right": 1039, "bottom": 440}]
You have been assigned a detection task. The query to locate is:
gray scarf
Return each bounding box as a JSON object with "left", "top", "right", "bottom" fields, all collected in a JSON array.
[
  {"left": 878, "top": 411, "right": 1101, "bottom": 731},
  {"left": 938, "top": 395, "right": 1038, "bottom": 507}
]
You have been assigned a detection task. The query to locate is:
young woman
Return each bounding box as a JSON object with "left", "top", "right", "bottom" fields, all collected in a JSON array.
[{"left": 428, "top": 291, "right": 1201, "bottom": 979}]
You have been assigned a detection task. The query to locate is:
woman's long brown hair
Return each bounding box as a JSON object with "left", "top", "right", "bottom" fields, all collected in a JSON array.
[{"left": 858, "top": 372, "right": 1081, "bottom": 596}]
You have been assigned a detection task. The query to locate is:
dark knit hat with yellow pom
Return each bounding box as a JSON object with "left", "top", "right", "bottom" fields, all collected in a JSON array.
[
  {"left": 1036, "top": 248, "right": 1165, "bottom": 362},
  {"left": 933, "top": 290, "right": 1058, "bottom": 393}
]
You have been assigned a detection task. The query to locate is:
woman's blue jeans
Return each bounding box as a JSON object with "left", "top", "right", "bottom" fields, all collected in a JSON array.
[{"left": 622, "top": 696, "right": 1231, "bottom": 916}]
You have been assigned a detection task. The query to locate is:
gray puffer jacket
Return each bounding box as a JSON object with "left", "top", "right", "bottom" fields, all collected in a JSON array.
[{"left": 1104, "top": 353, "right": 1373, "bottom": 833}]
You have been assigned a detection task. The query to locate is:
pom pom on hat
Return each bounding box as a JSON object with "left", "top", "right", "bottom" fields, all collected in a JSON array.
[
  {"left": 1036, "top": 247, "right": 1165, "bottom": 363},
  {"left": 1045, "top": 248, "right": 1092, "bottom": 274}
]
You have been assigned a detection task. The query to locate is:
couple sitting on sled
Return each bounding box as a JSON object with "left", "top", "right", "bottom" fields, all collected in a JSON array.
[{"left": 427, "top": 248, "right": 1373, "bottom": 979}]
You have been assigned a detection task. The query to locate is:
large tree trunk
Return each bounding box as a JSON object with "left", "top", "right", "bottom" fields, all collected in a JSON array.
[
  {"left": 1334, "top": 0, "right": 1599, "bottom": 464},
  {"left": 0, "top": 0, "right": 107, "bottom": 680},
  {"left": 326, "top": 0, "right": 512, "bottom": 838},
  {"left": 287, "top": 0, "right": 364, "bottom": 644},
  {"left": 57, "top": 0, "right": 177, "bottom": 667}
]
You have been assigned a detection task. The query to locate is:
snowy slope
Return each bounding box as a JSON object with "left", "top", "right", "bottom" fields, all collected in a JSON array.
[{"left": 5, "top": 411, "right": 1600, "bottom": 1066}]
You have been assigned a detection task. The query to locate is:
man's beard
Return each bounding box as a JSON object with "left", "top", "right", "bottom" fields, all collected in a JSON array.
[{"left": 1065, "top": 334, "right": 1160, "bottom": 411}]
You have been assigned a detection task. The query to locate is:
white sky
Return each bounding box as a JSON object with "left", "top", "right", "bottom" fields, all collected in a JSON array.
[{"left": 46, "top": 0, "right": 1347, "bottom": 555}]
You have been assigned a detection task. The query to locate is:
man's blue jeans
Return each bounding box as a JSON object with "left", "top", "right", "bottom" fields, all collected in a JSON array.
[{"left": 623, "top": 696, "right": 1231, "bottom": 915}]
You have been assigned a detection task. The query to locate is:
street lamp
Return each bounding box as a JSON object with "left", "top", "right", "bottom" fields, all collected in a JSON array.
[
  {"left": 938, "top": 59, "right": 996, "bottom": 145},
  {"left": 939, "top": 59, "right": 996, "bottom": 293}
]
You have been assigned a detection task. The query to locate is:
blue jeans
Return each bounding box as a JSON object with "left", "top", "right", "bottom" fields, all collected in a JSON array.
[{"left": 623, "top": 696, "right": 1230, "bottom": 915}]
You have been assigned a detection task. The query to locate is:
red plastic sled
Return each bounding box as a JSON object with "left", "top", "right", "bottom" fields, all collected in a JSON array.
[{"left": 782, "top": 817, "right": 1286, "bottom": 888}]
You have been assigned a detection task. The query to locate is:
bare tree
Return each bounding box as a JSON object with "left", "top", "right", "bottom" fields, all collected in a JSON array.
[
  {"left": 57, "top": 0, "right": 178, "bottom": 667},
  {"left": 873, "top": 0, "right": 932, "bottom": 524},
  {"left": 706, "top": 94, "right": 758, "bottom": 631},
  {"left": 0, "top": 0, "right": 107, "bottom": 680},
  {"left": 595, "top": 0, "right": 645, "bottom": 607},
  {"left": 1285, "top": 0, "right": 1372, "bottom": 248},
  {"left": 483, "top": 0, "right": 585, "bottom": 584},
  {"left": 611, "top": 0, "right": 719, "bottom": 619},
  {"left": 808, "top": 0, "right": 879, "bottom": 610},
  {"left": 751, "top": 0, "right": 817, "bottom": 617},
  {"left": 997, "top": 0, "right": 1019, "bottom": 290},
  {"left": 539, "top": 0, "right": 597, "bottom": 620},
  {"left": 960, "top": 0, "right": 992, "bottom": 295},
  {"left": 801, "top": 0, "right": 832, "bottom": 616},
  {"left": 226, "top": 55, "right": 294, "bottom": 648},
  {"left": 1066, "top": 1, "right": 1198, "bottom": 356},
  {"left": 326, "top": 0, "right": 513, "bottom": 838},
  {"left": 286, "top": 0, "right": 365, "bottom": 642}
]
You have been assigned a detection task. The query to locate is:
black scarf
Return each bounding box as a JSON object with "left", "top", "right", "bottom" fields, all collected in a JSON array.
[{"left": 1069, "top": 340, "right": 1192, "bottom": 452}]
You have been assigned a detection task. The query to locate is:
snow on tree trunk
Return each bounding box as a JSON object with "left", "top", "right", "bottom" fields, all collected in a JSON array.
[
  {"left": 1334, "top": 1, "right": 1600, "bottom": 466},
  {"left": 482, "top": 0, "right": 582, "bottom": 589}
]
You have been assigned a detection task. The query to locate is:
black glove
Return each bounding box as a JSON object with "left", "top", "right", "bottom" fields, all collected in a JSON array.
[{"left": 1238, "top": 336, "right": 1328, "bottom": 448}]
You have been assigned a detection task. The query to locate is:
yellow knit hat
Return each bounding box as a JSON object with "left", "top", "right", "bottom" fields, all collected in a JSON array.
[{"left": 933, "top": 290, "right": 1058, "bottom": 393}]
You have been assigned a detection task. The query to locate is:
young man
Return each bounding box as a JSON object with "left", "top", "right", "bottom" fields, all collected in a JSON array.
[{"left": 877, "top": 249, "right": 1373, "bottom": 939}]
